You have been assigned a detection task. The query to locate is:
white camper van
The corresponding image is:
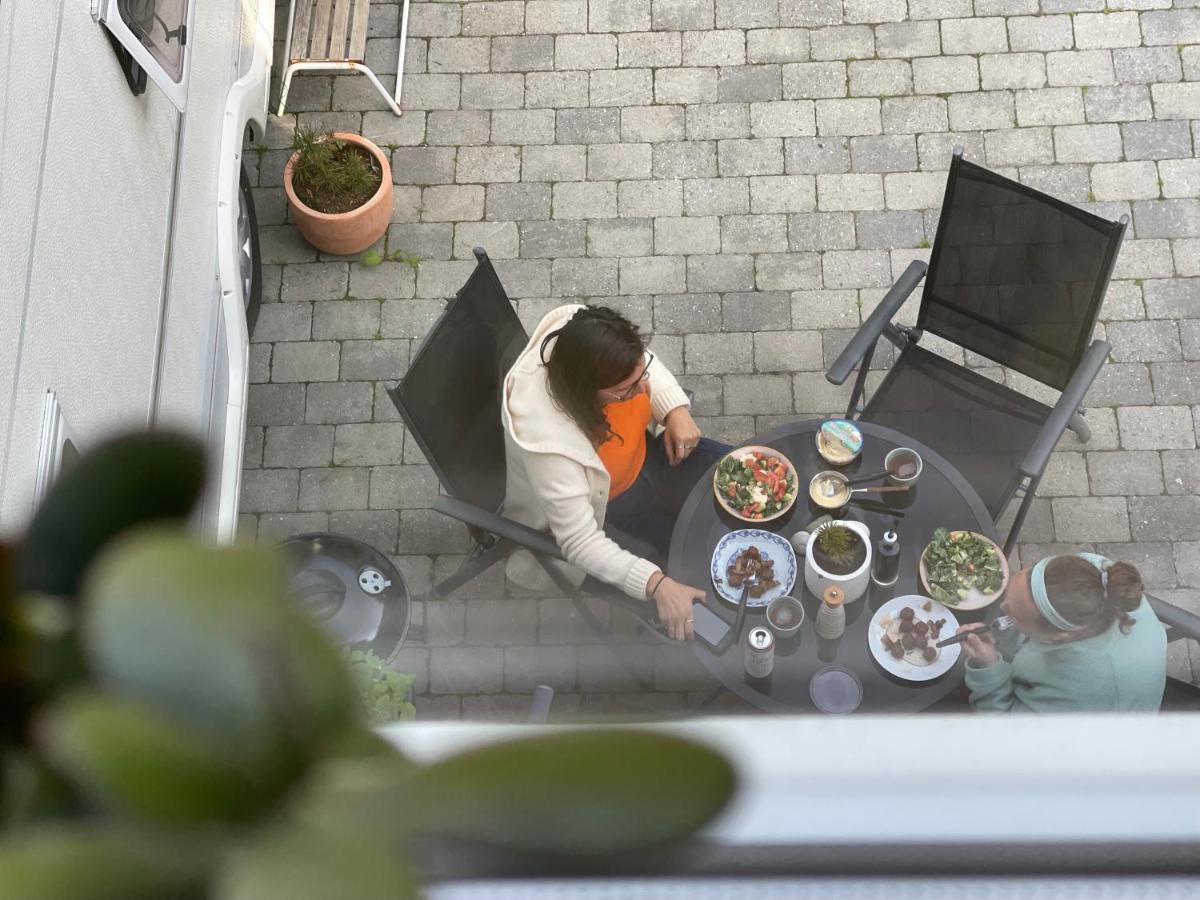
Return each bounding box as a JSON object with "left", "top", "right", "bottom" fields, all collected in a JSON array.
[{"left": 0, "top": 0, "right": 274, "bottom": 541}]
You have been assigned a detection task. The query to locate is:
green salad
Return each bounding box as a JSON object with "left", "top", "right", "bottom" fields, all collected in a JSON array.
[
  {"left": 923, "top": 528, "right": 1004, "bottom": 606},
  {"left": 714, "top": 450, "right": 795, "bottom": 520}
]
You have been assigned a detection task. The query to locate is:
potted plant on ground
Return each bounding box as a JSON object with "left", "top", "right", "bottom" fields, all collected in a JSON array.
[{"left": 284, "top": 128, "right": 393, "bottom": 256}]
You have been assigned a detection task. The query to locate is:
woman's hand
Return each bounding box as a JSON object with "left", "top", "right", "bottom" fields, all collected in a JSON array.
[
  {"left": 956, "top": 624, "right": 1000, "bottom": 667},
  {"left": 663, "top": 407, "right": 702, "bottom": 466},
  {"left": 647, "top": 574, "right": 704, "bottom": 641}
]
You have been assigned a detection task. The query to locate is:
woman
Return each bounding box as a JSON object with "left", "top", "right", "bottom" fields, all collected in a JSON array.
[
  {"left": 501, "top": 305, "right": 728, "bottom": 641},
  {"left": 959, "top": 553, "right": 1166, "bottom": 712}
]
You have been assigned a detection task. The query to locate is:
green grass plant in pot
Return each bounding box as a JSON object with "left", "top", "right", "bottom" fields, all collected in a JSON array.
[
  {"left": 0, "top": 433, "right": 737, "bottom": 899},
  {"left": 285, "top": 127, "right": 393, "bottom": 256}
]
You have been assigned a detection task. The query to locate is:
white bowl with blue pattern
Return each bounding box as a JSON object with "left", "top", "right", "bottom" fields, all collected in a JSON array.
[{"left": 710, "top": 529, "right": 798, "bottom": 608}]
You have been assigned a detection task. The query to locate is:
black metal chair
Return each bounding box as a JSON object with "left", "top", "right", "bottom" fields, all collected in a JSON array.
[
  {"left": 827, "top": 151, "right": 1128, "bottom": 555},
  {"left": 387, "top": 248, "right": 670, "bottom": 689},
  {"left": 1148, "top": 596, "right": 1200, "bottom": 711}
]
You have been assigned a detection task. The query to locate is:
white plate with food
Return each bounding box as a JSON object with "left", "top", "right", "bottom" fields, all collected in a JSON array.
[
  {"left": 712, "top": 446, "right": 799, "bottom": 524},
  {"left": 710, "top": 529, "right": 797, "bottom": 608},
  {"left": 868, "top": 595, "right": 961, "bottom": 682}
]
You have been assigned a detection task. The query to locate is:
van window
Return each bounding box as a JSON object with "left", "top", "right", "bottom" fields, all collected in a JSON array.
[
  {"left": 98, "top": 0, "right": 192, "bottom": 109},
  {"left": 117, "top": 0, "right": 187, "bottom": 82}
]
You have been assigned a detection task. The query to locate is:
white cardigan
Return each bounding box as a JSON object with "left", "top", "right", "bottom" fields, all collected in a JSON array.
[{"left": 501, "top": 305, "right": 691, "bottom": 599}]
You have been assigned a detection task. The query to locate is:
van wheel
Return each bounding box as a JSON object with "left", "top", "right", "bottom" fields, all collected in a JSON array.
[{"left": 238, "top": 164, "right": 262, "bottom": 337}]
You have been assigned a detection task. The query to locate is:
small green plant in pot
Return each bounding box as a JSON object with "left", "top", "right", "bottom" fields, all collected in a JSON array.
[
  {"left": 814, "top": 524, "right": 865, "bottom": 576},
  {"left": 0, "top": 433, "right": 737, "bottom": 898},
  {"left": 284, "top": 128, "right": 393, "bottom": 256}
]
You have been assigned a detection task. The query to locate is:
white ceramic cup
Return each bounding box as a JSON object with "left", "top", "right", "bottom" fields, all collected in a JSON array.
[{"left": 885, "top": 446, "right": 923, "bottom": 486}]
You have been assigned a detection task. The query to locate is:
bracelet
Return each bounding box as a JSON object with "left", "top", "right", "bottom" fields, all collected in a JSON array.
[{"left": 650, "top": 573, "right": 667, "bottom": 601}]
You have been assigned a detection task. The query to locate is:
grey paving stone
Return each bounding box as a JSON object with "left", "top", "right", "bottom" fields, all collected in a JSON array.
[
  {"left": 281, "top": 263, "right": 348, "bottom": 303},
  {"left": 576, "top": 644, "right": 655, "bottom": 692},
  {"left": 1053, "top": 496, "right": 1131, "bottom": 542},
  {"left": 334, "top": 423, "right": 407, "bottom": 467},
  {"left": 913, "top": 56, "right": 979, "bottom": 94},
  {"left": 391, "top": 147, "right": 457, "bottom": 185},
  {"left": 430, "top": 647, "right": 504, "bottom": 694},
  {"left": 619, "top": 31, "right": 682, "bottom": 67},
  {"left": 876, "top": 21, "right": 941, "bottom": 57},
  {"left": 339, "top": 339, "right": 410, "bottom": 381},
  {"left": 252, "top": 303, "right": 312, "bottom": 344},
  {"left": 721, "top": 214, "right": 789, "bottom": 253},
  {"left": 654, "top": 216, "right": 722, "bottom": 254},
  {"left": 719, "top": 65, "right": 783, "bottom": 103},
  {"left": 552, "top": 257, "right": 620, "bottom": 295},
  {"left": 491, "top": 109, "right": 556, "bottom": 145},
  {"left": 1085, "top": 363, "right": 1155, "bottom": 406},
  {"left": 749, "top": 175, "right": 817, "bottom": 213},
  {"left": 721, "top": 291, "right": 793, "bottom": 331},
  {"left": 557, "top": 107, "right": 622, "bottom": 143},
  {"left": 587, "top": 219, "right": 654, "bottom": 256},
  {"left": 1107, "top": 320, "right": 1182, "bottom": 363},
  {"left": 486, "top": 183, "right": 552, "bottom": 221},
  {"left": 590, "top": 142, "right": 654, "bottom": 180},
  {"left": 590, "top": 68, "right": 654, "bottom": 107},
  {"left": 654, "top": 292, "right": 723, "bottom": 334},
  {"left": 747, "top": 28, "right": 812, "bottom": 64},
  {"left": 1113, "top": 47, "right": 1183, "bottom": 85},
  {"left": 620, "top": 256, "right": 686, "bottom": 294},
  {"left": 849, "top": 135, "right": 919, "bottom": 173},
  {"left": 521, "top": 220, "right": 588, "bottom": 258},
  {"left": 257, "top": 511, "right": 329, "bottom": 544},
  {"left": 1133, "top": 200, "right": 1200, "bottom": 239},
  {"left": 1117, "top": 405, "right": 1196, "bottom": 450},
  {"left": 781, "top": 62, "right": 848, "bottom": 99},
  {"left": 618, "top": 179, "right": 684, "bottom": 216},
  {"left": 248, "top": 344, "right": 271, "bottom": 384},
  {"left": 350, "top": 261, "right": 417, "bottom": 300},
  {"left": 240, "top": 468, "right": 299, "bottom": 513},
  {"left": 1152, "top": 363, "right": 1200, "bottom": 406},
  {"left": 305, "top": 381, "right": 375, "bottom": 425},
  {"left": 788, "top": 211, "right": 856, "bottom": 250},
  {"left": 1129, "top": 496, "right": 1200, "bottom": 542},
  {"left": 1163, "top": 450, "right": 1200, "bottom": 496},
  {"left": 754, "top": 330, "right": 825, "bottom": 372},
  {"left": 685, "top": 332, "right": 754, "bottom": 374},
  {"left": 654, "top": 67, "right": 720, "bottom": 105},
  {"left": 271, "top": 341, "right": 340, "bottom": 383},
  {"left": 492, "top": 35, "right": 556, "bottom": 72},
  {"left": 504, "top": 646, "right": 579, "bottom": 692},
  {"left": 723, "top": 373, "right": 794, "bottom": 413},
  {"left": 247, "top": 384, "right": 306, "bottom": 428},
  {"left": 311, "top": 300, "right": 381, "bottom": 341},
  {"left": 264, "top": 425, "right": 334, "bottom": 468},
  {"left": 298, "top": 467, "right": 369, "bottom": 511},
  {"left": 1143, "top": 280, "right": 1199, "bottom": 318},
  {"left": 754, "top": 252, "right": 823, "bottom": 290},
  {"left": 527, "top": 0, "right": 589, "bottom": 33},
  {"left": 653, "top": 140, "right": 719, "bottom": 177},
  {"left": 622, "top": 105, "right": 686, "bottom": 142},
  {"left": 684, "top": 177, "right": 750, "bottom": 215},
  {"left": 380, "top": 300, "right": 446, "bottom": 340},
  {"left": 1087, "top": 450, "right": 1166, "bottom": 496},
  {"left": 398, "top": 508, "right": 472, "bottom": 554},
  {"left": 454, "top": 222, "right": 521, "bottom": 259}
]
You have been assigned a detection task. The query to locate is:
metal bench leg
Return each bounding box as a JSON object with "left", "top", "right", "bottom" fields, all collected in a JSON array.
[
  {"left": 393, "top": 0, "right": 411, "bottom": 113},
  {"left": 359, "top": 65, "right": 403, "bottom": 116},
  {"left": 277, "top": 65, "right": 296, "bottom": 117},
  {"left": 1068, "top": 409, "right": 1091, "bottom": 444}
]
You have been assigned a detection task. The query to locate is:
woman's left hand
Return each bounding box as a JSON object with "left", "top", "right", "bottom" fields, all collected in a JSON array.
[{"left": 663, "top": 407, "right": 702, "bottom": 466}]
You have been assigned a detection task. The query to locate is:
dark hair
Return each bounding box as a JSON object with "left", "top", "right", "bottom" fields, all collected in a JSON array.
[
  {"left": 539, "top": 306, "right": 645, "bottom": 446},
  {"left": 1043, "top": 557, "right": 1144, "bottom": 636}
]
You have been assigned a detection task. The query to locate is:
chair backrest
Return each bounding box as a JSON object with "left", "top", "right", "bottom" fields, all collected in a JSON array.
[
  {"left": 919, "top": 155, "right": 1126, "bottom": 392},
  {"left": 289, "top": 0, "right": 371, "bottom": 64},
  {"left": 388, "top": 251, "right": 528, "bottom": 513}
]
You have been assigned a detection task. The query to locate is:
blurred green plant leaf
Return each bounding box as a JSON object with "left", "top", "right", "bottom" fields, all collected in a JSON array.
[
  {"left": 83, "top": 532, "right": 357, "bottom": 786},
  {"left": 1, "top": 750, "right": 81, "bottom": 828},
  {"left": 17, "top": 433, "right": 206, "bottom": 598},
  {"left": 215, "top": 825, "right": 417, "bottom": 900},
  {"left": 361, "top": 249, "right": 384, "bottom": 266},
  {"left": 403, "top": 730, "right": 736, "bottom": 855},
  {"left": 38, "top": 691, "right": 273, "bottom": 824},
  {"left": 0, "top": 825, "right": 211, "bottom": 899}
]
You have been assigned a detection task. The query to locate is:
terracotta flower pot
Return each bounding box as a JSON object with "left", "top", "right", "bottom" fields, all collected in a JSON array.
[{"left": 284, "top": 132, "right": 393, "bottom": 256}]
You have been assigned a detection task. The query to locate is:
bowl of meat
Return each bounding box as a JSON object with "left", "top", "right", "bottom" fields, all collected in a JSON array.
[
  {"left": 710, "top": 529, "right": 797, "bottom": 608},
  {"left": 712, "top": 446, "right": 799, "bottom": 524}
]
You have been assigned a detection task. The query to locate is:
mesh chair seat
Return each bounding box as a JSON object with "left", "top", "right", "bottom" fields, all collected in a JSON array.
[{"left": 860, "top": 344, "right": 1052, "bottom": 519}]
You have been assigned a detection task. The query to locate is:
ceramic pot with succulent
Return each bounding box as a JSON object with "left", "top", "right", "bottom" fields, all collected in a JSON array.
[
  {"left": 284, "top": 127, "right": 393, "bottom": 256},
  {"left": 793, "top": 521, "right": 873, "bottom": 603}
]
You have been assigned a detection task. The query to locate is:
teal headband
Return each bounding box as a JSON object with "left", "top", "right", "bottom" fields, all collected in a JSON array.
[{"left": 1030, "top": 557, "right": 1086, "bottom": 632}]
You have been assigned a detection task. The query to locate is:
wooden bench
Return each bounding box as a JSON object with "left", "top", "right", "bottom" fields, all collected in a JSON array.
[{"left": 277, "top": 0, "right": 410, "bottom": 117}]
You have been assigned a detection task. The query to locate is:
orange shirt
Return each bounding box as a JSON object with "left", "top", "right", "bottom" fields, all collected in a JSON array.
[{"left": 597, "top": 393, "right": 651, "bottom": 499}]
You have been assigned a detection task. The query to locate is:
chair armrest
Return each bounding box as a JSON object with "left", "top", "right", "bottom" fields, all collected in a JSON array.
[
  {"left": 1148, "top": 595, "right": 1200, "bottom": 642},
  {"left": 433, "top": 496, "right": 565, "bottom": 562},
  {"left": 1019, "top": 340, "right": 1111, "bottom": 479},
  {"left": 826, "top": 260, "right": 927, "bottom": 386}
]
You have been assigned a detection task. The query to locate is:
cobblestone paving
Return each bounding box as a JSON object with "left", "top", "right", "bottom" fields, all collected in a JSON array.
[{"left": 242, "top": 0, "right": 1200, "bottom": 718}]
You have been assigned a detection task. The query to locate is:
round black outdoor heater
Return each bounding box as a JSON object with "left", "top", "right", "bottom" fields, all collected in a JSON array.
[{"left": 276, "top": 533, "right": 410, "bottom": 663}]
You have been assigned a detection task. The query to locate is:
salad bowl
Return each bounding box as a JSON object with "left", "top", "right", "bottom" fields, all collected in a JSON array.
[{"left": 712, "top": 445, "right": 799, "bottom": 524}]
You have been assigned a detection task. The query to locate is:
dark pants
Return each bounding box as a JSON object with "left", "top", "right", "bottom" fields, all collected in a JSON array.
[{"left": 604, "top": 434, "right": 730, "bottom": 568}]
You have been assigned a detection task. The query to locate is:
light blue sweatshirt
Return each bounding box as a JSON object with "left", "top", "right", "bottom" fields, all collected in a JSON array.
[{"left": 965, "top": 555, "right": 1167, "bottom": 713}]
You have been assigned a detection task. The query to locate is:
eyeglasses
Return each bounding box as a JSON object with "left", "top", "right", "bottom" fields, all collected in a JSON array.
[{"left": 601, "top": 353, "right": 654, "bottom": 402}]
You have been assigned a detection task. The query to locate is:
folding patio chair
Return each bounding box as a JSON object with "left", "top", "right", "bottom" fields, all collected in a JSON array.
[
  {"left": 387, "top": 249, "right": 671, "bottom": 689},
  {"left": 827, "top": 150, "right": 1127, "bottom": 555},
  {"left": 278, "top": 0, "right": 411, "bottom": 117},
  {"left": 1149, "top": 596, "right": 1200, "bottom": 711}
]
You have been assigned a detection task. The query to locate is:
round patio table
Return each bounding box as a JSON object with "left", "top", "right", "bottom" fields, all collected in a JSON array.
[{"left": 667, "top": 419, "right": 998, "bottom": 714}]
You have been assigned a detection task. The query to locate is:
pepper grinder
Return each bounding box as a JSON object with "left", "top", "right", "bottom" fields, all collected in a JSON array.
[
  {"left": 872, "top": 528, "right": 900, "bottom": 588},
  {"left": 815, "top": 585, "right": 846, "bottom": 640}
]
